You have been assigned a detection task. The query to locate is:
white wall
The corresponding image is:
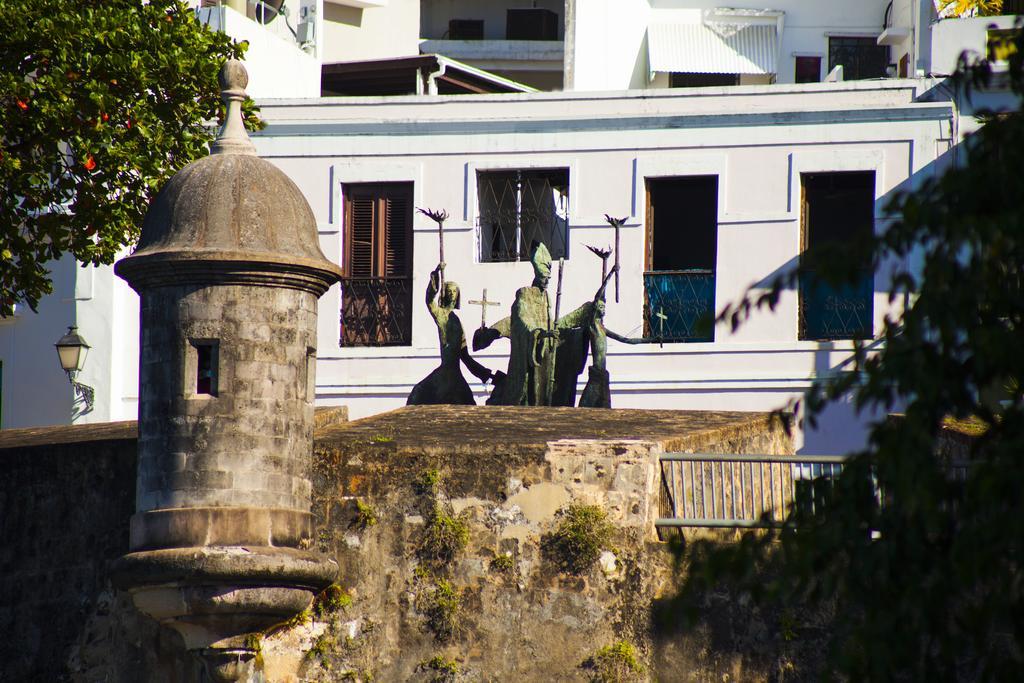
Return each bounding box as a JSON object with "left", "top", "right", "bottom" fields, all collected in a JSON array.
[
  {"left": 197, "top": 4, "right": 322, "bottom": 98},
  {"left": 254, "top": 80, "right": 951, "bottom": 452},
  {"left": 570, "top": 0, "right": 894, "bottom": 90},
  {"left": 0, "top": 258, "right": 76, "bottom": 428},
  {"left": 930, "top": 14, "right": 1021, "bottom": 75},
  {"left": 570, "top": 0, "right": 651, "bottom": 90},
  {"left": 0, "top": 256, "right": 140, "bottom": 429},
  {"left": 886, "top": 0, "right": 936, "bottom": 76},
  {"left": 420, "top": 0, "right": 565, "bottom": 41},
  {"left": 322, "top": 0, "right": 421, "bottom": 62}
]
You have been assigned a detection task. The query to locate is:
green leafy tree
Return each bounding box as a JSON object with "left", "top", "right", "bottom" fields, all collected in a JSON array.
[
  {"left": 0, "top": 0, "right": 258, "bottom": 313},
  {"left": 672, "top": 32, "right": 1024, "bottom": 680},
  {"left": 937, "top": 0, "right": 1006, "bottom": 18}
]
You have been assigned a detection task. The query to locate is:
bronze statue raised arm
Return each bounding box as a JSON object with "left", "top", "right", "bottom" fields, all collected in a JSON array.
[
  {"left": 578, "top": 265, "right": 617, "bottom": 408},
  {"left": 407, "top": 263, "right": 493, "bottom": 405}
]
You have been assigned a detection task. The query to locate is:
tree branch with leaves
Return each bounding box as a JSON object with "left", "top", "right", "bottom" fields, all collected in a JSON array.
[
  {"left": 668, "top": 25, "right": 1024, "bottom": 681},
  {"left": 0, "top": 0, "right": 262, "bottom": 314}
]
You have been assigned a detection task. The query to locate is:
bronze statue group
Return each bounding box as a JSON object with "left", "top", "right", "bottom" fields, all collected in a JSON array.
[{"left": 408, "top": 211, "right": 639, "bottom": 409}]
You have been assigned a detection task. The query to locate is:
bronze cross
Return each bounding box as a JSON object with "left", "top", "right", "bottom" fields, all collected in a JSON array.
[
  {"left": 468, "top": 288, "right": 501, "bottom": 328},
  {"left": 655, "top": 307, "right": 667, "bottom": 348}
]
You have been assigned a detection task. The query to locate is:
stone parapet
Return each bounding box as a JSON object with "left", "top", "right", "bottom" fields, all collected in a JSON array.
[{"left": 0, "top": 406, "right": 813, "bottom": 680}]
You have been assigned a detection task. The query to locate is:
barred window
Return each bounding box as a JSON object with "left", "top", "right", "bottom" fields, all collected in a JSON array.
[
  {"left": 477, "top": 169, "right": 569, "bottom": 262},
  {"left": 341, "top": 182, "right": 414, "bottom": 347},
  {"left": 828, "top": 36, "right": 888, "bottom": 81}
]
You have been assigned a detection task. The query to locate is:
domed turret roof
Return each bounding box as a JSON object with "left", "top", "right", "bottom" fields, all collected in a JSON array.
[{"left": 116, "top": 61, "right": 342, "bottom": 294}]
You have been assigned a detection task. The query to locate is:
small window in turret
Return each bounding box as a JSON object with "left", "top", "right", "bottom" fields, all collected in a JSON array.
[{"left": 194, "top": 341, "right": 219, "bottom": 396}]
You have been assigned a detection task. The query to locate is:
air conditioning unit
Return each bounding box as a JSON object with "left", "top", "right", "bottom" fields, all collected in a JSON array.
[
  {"left": 298, "top": 0, "right": 317, "bottom": 46},
  {"left": 449, "top": 19, "right": 484, "bottom": 40},
  {"left": 506, "top": 9, "right": 558, "bottom": 41}
]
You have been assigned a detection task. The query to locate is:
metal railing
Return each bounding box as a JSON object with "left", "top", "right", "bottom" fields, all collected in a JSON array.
[
  {"left": 643, "top": 270, "right": 715, "bottom": 342},
  {"left": 657, "top": 453, "right": 849, "bottom": 528},
  {"left": 658, "top": 453, "right": 973, "bottom": 529},
  {"left": 798, "top": 270, "right": 873, "bottom": 341},
  {"left": 340, "top": 276, "right": 413, "bottom": 347}
]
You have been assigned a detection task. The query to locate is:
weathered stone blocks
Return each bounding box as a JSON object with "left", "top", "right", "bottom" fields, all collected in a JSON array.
[{"left": 110, "top": 60, "right": 343, "bottom": 681}]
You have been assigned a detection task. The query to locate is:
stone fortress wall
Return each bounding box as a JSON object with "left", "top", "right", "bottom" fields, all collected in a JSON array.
[{"left": 0, "top": 405, "right": 844, "bottom": 682}]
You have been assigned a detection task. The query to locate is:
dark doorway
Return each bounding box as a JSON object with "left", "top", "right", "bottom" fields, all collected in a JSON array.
[
  {"left": 795, "top": 56, "right": 822, "bottom": 83},
  {"left": 644, "top": 176, "right": 719, "bottom": 341},
  {"left": 800, "top": 171, "right": 875, "bottom": 340}
]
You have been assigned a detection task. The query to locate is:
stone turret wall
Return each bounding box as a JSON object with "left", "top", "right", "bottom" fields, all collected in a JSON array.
[{"left": 136, "top": 284, "right": 318, "bottom": 515}]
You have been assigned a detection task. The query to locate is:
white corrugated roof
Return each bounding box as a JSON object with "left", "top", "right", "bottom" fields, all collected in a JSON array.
[{"left": 648, "top": 22, "right": 778, "bottom": 75}]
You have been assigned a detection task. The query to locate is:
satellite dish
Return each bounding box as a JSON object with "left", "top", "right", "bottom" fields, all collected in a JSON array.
[{"left": 254, "top": 0, "right": 285, "bottom": 24}]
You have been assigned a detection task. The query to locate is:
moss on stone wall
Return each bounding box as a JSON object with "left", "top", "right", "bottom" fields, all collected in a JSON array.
[{"left": 0, "top": 406, "right": 819, "bottom": 681}]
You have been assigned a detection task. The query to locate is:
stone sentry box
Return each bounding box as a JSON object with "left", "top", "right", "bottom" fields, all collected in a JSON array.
[{"left": 113, "top": 61, "right": 342, "bottom": 682}]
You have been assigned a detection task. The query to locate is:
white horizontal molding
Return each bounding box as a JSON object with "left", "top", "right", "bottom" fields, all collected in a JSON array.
[
  {"left": 418, "top": 39, "right": 564, "bottom": 63},
  {"left": 318, "top": 339, "right": 865, "bottom": 361},
  {"left": 332, "top": 161, "right": 420, "bottom": 184},
  {"left": 787, "top": 148, "right": 887, "bottom": 213},
  {"left": 634, "top": 153, "right": 728, "bottom": 219},
  {"left": 315, "top": 375, "right": 819, "bottom": 395},
  {"left": 718, "top": 212, "right": 796, "bottom": 225},
  {"left": 254, "top": 105, "right": 952, "bottom": 144},
  {"left": 331, "top": 161, "right": 423, "bottom": 225},
  {"left": 325, "top": 0, "right": 388, "bottom": 8}
]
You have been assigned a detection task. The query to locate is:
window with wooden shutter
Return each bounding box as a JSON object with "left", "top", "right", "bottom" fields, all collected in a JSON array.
[{"left": 341, "top": 183, "right": 414, "bottom": 346}]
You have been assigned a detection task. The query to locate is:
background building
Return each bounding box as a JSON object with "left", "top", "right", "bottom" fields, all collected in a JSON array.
[
  {"left": 1, "top": 0, "right": 1019, "bottom": 453},
  {"left": 253, "top": 78, "right": 953, "bottom": 453}
]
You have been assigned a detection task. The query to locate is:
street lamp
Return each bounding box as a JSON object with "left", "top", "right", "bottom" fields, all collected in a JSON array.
[{"left": 55, "top": 326, "right": 94, "bottom": 411}]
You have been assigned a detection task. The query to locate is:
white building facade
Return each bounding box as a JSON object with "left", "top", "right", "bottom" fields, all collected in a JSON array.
[
  {"left": 1, "top": 0, "right": 1017, "bottom": 445},
  {"left": 253, "top": 80, "right": 953, "bottom": 452}
]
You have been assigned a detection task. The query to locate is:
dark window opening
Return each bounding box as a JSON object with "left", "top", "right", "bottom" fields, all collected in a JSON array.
[
  {"left": 669, "top": 72, "right": 740, "bottom": 88},
  {"left": 828, "top": 36, "right": 888, "bottom": 81},
  {"left": 799, "top": 172, "right": 875, "bottom": 341},
  {"left": 341, "top": 183, "right": 414, "bottom": 346},
  {"left": 506, "top": 9, "right": 559, "bottom": 40},
  {"left": 644, "top": 176, "right": 718, "bottom": 342},
  {"left": 194, "top": 341, "right": 218, "bottom": 396},
  {"left": 478, "top": 169, "right": 569, "bottom": 262},
  {"left": 988, "top": 28, "right": 1021, "bottom": 62},
  {"left": 795, "top": 56, "right": 822, "bottom": 83},
  {"left": 1001, "top": 0, "right": 1024, "bottom": 14},
  {"left": 449, "top": 19, "right": 484, "bottom": 40}
]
